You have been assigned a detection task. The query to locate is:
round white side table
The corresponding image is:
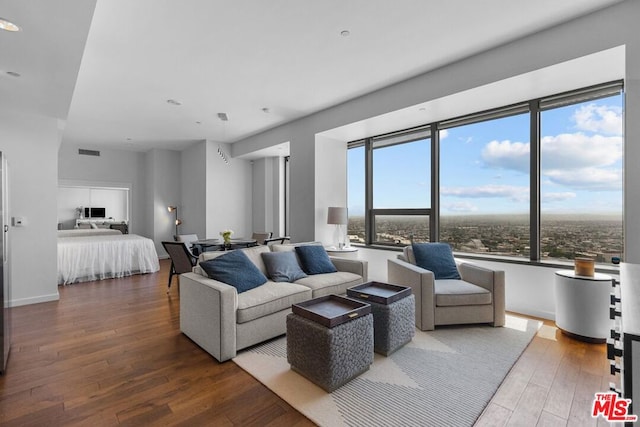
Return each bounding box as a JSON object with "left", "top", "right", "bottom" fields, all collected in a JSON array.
[
  {"left": 325, "top": 247, "right": 359, "bottom": 259},
  {"left": 554, "top": 270, "right": 613, "bottom": 342}
]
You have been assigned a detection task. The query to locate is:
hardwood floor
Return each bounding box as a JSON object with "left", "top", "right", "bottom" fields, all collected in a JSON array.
[{"left": 0, "top": 260, "right": 611, "bottom": 426}]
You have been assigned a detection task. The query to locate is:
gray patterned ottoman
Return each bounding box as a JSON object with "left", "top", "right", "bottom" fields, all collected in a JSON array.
[
  {"left": 286, "top": 295, "right": 373, "bottom": 392},
  {"left": 348, "top": 282, "right": 415, "bottom": 356}
]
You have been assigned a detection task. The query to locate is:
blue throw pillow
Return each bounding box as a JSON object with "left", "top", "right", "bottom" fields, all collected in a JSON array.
[
  {"left": 199, "top": 250, "right": 268, "bottom": 293},
  {"left": 261, "top": 251, "right": 307, "bottom": 282},
  {"left": 295, "top": 245, "right": 337, "bottom": 275},
  {"left": 412, "top": 243, "right": 461, "bottom": 280}
]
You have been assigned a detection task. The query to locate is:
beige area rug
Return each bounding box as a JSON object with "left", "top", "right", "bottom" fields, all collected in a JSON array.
[{"left": 233, "top": 315, "right": 540, "bottom": 427}]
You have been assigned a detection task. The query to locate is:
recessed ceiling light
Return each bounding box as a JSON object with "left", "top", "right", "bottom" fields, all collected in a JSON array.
[
  {"left": 217, "top": 112, "right": 228, "bottom": 121},
  {"left": 5, "top": 71, "right": 20, "bottom": 77},
  {"left": 340, "top": 30, "right": 350, "bottom": 37},
  {"left": 262, "top": 107, "right": 270, "bottom": 114},
  {"left": 166, "top": 99, "right": 182, "bottom": 106},
  {"left": 0, "top": 18, "right": 20, "bottom": 32},
  {"left": 195, "top": 121, "right": 202, "bottom": 125}
]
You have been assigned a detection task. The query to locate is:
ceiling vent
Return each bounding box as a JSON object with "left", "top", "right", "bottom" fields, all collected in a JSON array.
[{"left": 78, "top": 148, "right": 100, "bottom": 157}]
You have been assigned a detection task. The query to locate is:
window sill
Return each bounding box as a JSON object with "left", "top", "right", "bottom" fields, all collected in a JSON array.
[{"left": 351, "top": 243, "right": 621, "bottom": 275}]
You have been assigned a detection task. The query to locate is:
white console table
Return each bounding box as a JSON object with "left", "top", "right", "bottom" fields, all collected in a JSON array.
[
  {"left": 554, "top": 270, "right": 613, "bottom": 342},
  {"left": 75, "top": 219, "right": 127, "bottom": 228}
]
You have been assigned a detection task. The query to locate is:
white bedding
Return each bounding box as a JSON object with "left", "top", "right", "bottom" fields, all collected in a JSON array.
[
  {"left": 57, "top": 229, "right": 122, "bottom": 238},
  {"left": 58, "top": 234, "right": 160, "bottom": 284}
]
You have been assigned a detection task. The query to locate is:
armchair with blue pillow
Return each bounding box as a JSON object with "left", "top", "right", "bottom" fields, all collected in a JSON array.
[{"left": 387, "top": 243, "right": 505, "bottom": 331}]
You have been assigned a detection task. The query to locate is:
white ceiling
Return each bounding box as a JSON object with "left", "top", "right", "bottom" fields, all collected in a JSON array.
[{"left": 0, "top": 0, "right": 624, "bottom": 155}]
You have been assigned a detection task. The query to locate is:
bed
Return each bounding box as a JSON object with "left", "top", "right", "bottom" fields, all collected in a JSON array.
[{"left": 58, "top": 233, "right": 160, "bottom": 284}]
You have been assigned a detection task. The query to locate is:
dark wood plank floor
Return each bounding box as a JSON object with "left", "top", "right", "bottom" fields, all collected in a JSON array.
[
  {"left": 0, "top": 259, "right": 611, "bottom": 426},
  {"left": 0, "top": 259, "right": 314, "bottom": 426}
]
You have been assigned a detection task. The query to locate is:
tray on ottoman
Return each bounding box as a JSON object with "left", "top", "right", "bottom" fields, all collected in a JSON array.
[
  {"left": 347, "top": 281, "right": 412, "bottom": 305},
  {"left": 292, "top": 294, "right": 371, "bottom": 328}
]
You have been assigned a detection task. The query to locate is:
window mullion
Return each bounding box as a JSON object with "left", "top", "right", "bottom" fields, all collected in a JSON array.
[
  {"left": 364, "top": 138, "right": 373, "bottom": 246},
  {"left": 431, "top": 123, "right": 439, "bottom": 243},
  {"left": 530, "top": 100, "right": 541, "bottom": 261}
]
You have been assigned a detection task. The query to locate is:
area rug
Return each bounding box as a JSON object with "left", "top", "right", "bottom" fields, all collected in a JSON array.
[{"left": 233, "top": 315, "right": 540, "bottom": 427}]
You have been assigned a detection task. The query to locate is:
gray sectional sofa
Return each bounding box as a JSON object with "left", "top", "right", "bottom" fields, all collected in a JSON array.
[{"left": 179, "top": 243, "right": 368, "bottom": 362}]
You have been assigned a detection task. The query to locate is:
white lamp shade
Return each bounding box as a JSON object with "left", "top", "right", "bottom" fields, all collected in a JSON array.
[{"left": 327, "top": 207, "right": 348, "bottom": 225}]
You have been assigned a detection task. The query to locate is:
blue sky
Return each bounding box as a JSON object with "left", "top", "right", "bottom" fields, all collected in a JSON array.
[{"left": 348, "top": 94, "right": 623, "bottom": 217}]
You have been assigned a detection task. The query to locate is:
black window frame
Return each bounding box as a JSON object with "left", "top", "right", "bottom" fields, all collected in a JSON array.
[{"left": 347, "top": 80, "right": 624, "bottom": 262}]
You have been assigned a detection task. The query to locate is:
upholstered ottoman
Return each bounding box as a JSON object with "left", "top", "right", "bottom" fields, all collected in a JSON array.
[
  {"left": 286, "top": 295, "right": 373, "bottom": 392},
  {"left": 348, "top": 282, "right": 415, "bottom": 356}
]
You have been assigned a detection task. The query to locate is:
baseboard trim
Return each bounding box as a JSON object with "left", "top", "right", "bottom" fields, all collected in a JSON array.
[
  {"left": 10, "top": 292, "right": 60, "bottom": 307},
  {"left": 507, "top": 306, "right": 555, "bottom": 321}
]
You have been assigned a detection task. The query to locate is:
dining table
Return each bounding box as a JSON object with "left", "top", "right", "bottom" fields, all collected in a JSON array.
[{"left": 192, "top": 238, "right": 258, "bottom": 252}]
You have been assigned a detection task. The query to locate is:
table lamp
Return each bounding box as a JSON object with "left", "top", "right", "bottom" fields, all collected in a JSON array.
[{"left": 327, "top": 207, "right": 348, "bottom": 249}]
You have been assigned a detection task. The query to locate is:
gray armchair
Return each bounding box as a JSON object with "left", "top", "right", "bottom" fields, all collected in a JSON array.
[{"left": 387, "top": 246, "right": 505, "bottom": 331}]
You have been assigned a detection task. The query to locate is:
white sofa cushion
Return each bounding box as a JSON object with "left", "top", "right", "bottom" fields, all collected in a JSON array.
[
  {"left": 434, "top": 279, "right": 492, "bottom": 307},
  {"left": 294, "top": 271, "right": 363, "bottom": 298},
  {"left": 236, "top": 281, "right": 312, "bottom": 324}
]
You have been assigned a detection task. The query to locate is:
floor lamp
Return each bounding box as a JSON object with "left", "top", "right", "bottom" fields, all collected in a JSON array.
[
  {"left": 327, "top": 207, "right": 348, "bottom": 249},
  {"left": 167, "top": 206, "right": 182, "bottom": 237}
]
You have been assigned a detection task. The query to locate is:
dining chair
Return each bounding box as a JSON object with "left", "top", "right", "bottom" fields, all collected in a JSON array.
[
  {"left": 251, "top": 232, "right": 273, "bottom": 245},
  {"left": 162, "top": 241, "right": 197, "bottom": 292},
  {"left": 175, "top": 233, "right": 201, "bottom": 256}
]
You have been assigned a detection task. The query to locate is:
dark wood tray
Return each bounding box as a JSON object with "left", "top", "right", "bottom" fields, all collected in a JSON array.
[
  {"left": 292, "top": 294, "right": 371, "bottom": 328},
  {"left": 347, "top": 281, "right": 412, "bottom": 305}
]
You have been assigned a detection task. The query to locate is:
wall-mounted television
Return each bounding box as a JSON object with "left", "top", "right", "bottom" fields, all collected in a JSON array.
[{"left": 84, "top": 207, "right": 106, "bottom": 218}]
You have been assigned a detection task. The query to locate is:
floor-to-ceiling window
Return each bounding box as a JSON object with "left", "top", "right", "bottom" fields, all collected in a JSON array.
[
  {"left": 371, "top": 129, "right": 431, "bottom": 245},
  {"left": 539, "top": 87, "right": 623, "bottom": 263},
  {"left": 440, "top": 110, "right": 530, "bottom": 257},
  {"left": 348, "top": 81, "right": 624, "bottom": 265}
]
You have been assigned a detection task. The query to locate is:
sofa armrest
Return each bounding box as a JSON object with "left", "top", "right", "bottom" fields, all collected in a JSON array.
[
  {"left": 179, "top": 272, "right": 238, "bottom": 362},
  {"left": 387, "top": 258, "right": 435, "bottom": 331},
  {"left": 330, "top": 257, "right": 368, "bottom": 282},
  {"left": 458, "top": 262, "right": 505, "bottom": 327}
]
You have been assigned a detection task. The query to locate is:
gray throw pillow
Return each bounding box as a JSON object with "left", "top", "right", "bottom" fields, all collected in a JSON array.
[
  {"left": 261, "top": 251, "right": 307, "bottom": 282},
  {"left": 199, "top": 250, "right": 268, "bottom": 293}
]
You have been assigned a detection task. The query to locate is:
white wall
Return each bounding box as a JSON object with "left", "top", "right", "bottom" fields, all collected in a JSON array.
[
  {"left": 145, "top": 149, "right": 181, "bottom": 257},
  {"left": 58, "top": 143, "right": 145, "bottom": 235},
  {"left": 180, "top": 141, "right": 207, "bottom": 238},
  {"left": 314, "top": 135, "right": 348, "bottom": 246},
  {"left": 233, "top": 0, "right": 640, "bottom": 318},
  {"left": 252, "top": 157, "right": 285, "bottom": 237},
  {"left": 3, "top": 110, "right": 62, "bottom": 306},
  {"left": 205, "top": 141, "right": 253, "bottom": 239}
]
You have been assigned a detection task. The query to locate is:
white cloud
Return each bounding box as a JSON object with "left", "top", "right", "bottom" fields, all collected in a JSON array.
[
  {"left": 481, "top": 140, "right": 529, "bottom": 172},
  {"left": 441, "top": 185, "right": 529, "bottom": 202},
  {"left": 544, "top": 167, "right": 622, "bottom": 190},
  {"left": 442, "top": 201, "right": 479, "bottom": 213},
  {"left": 572, "top": 104, "right": 622, "bottom": 135},
  {"left": 480, "top": 133, "right": 622, "bottom": 176},
  {"left": 541, "top": 133, "right": 622, "bottom": 170},
  {"left": 541, "top": 192, "right": 576, "bottom": 203},
  {"left": 440, "top": 129, "right": 449, "bottom": 140}
]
